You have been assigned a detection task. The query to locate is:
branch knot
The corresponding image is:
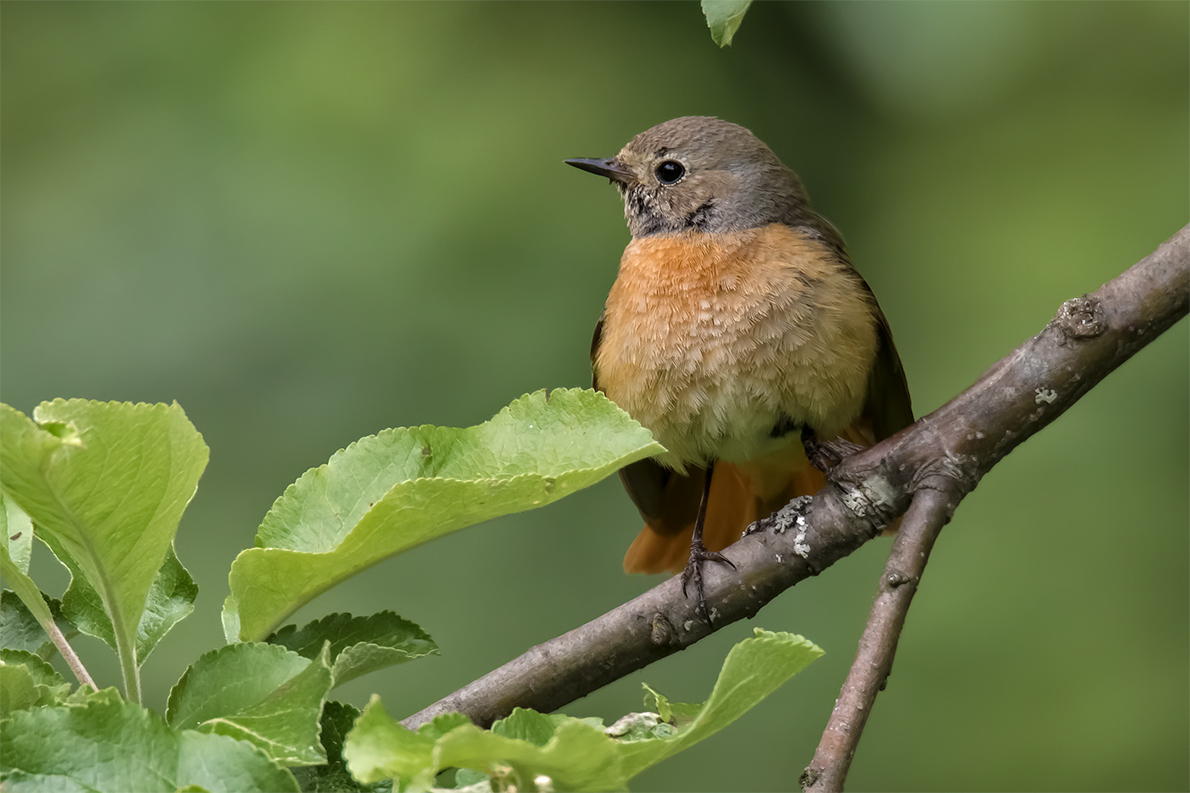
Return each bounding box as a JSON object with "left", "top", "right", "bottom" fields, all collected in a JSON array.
[
  {"left": 649, "top": 613, "right": 678, "bottom": 646},
  {"left": 1054, "top": 295, "right": 1107, "bottom": 340},
  {"left": 909, "top": 455, "right": 978, "bottom": 499},
  {"left": 832, "top": 475, "right": 898, "bottom": 535}
]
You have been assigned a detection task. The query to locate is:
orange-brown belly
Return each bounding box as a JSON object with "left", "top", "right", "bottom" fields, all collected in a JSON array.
[{"left": 595, "top": 224, "right": 878, "bottom": 472}]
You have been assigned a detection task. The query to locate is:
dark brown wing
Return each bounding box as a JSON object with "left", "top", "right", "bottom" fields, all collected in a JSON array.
[
  {"left": 826, "top": 241, "right": 914, "bottom": 537},
  {"left": 793, "top": 217, "right": 913, "bottom": 440},
  {"left": 589, "top": 311, "right": 606, "bottom": 375},
  {"left": 591, "top": 311, "right": 704, "bottom": 537},
  {"left": 860, "top": 300, "right": 914, "bottom": 441}
]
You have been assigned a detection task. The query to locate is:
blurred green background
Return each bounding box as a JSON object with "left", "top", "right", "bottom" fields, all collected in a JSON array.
[{"left": 2, "top": 2, "right": 1187, "bottom": 790}]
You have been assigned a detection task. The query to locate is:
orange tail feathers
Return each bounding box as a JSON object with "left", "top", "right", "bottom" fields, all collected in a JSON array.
[
  {"left": 620, "top": 418, "right": 913, "bottom": 575},
  {"left": 623, "top": 448, "right": 830, "bottom": 575},
  {"left": 623, "top": 462, "right": 756, "bottom": 574}
]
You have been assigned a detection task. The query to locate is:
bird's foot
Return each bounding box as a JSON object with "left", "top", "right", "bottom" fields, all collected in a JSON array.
[
  {"left": 680, "top": 543, "right": 736, "bottom": 625},
  {"left": 801, "top": 426, "right": 864, "bottom": 474}
]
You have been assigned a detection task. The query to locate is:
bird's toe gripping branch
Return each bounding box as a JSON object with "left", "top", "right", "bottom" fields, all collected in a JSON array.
[
  {"left": 801, "top": 426, "right": 865, "bottom": 475},
  {"left": 681, "top": 542, "right": 736, "bottom": 625}
]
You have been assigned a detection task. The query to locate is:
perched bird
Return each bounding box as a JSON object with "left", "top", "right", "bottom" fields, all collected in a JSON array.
[{"left": 567, "top": 117, "right": 912, "bottom": 618}]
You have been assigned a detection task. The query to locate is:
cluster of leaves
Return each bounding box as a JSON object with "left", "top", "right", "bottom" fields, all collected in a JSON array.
[
  {"left": 345, "top": 629, "right": 821, "bottom": 793},
  {"left": 0, "top": 392, "right": 821, "bottom": 791}
]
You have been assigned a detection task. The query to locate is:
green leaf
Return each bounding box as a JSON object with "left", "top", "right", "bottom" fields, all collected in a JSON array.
[
  {"left": 343, "top": 629, "right": 822, "bottom": 791},
  {"left": 0, "top": 648, "right": 71, "bottom": 711},
  {"left": 435, "top": 717, "right": 623, "bottom": 792},
  {"left": 166, "top": 641, "right": 334, "bottom": 766},
  {"left": 416, "top": 712, "right": 473, "bottom": 742},
  {"left": 0, "top": 660, "right": 55, "bottom": 712},
  {"left": 226, "top": 389, "right": 662, "bottom": 641},
  {"left": 38, "top": 535, "right": 199, "bottom": 666},
  {"left": 639, "top": 683, "right": 700, "bottom": 726},
  {"left": 342, "top": 696, "right": 438, "bottom": 791},
  {"left": 267, "top": 611, "right": 438, "bottom": 688},
  {"left": 0, "top": 400, "right": 208, "bottom": 698},
  {"left": 345, "top": 698, "right": 622, "bottom": 793},
  {"left": 0, "top": 493, "right": 78, "bottom": 663},
  {"left": 0, "top": 589, "right": 75, "bottom": 659},
  {"left": 0, "top": 770, "right": 100, "bottom": 793},
  {"left": 0, "top": 546, "right": 79, "bottom": 677},
  {"left": 491, "top": 708, "right": 604, "bottom": 747},
  {"left": 491, "top": 708, "right": 572, "bottom": 747},
  {"left": 59, "top": 685, "right": 124, "bottom": 708},
  {"left": 602, "top": 711, "right": 674, "bottom": 742},
  {"left": 134, "top": 544, "right": 198, "bottom": 660},
  {"left": 452, "top": 767, "right": 491, "bottom": 788},
  {"left": 292, "top": 701, "right": 388, "bottom": 793},
  {"left": 615, "top": 629, "right": 824, "bottom": 778},
  {"left": 166, "top": 643, "right": 310, "bottom": 728},
  {"left": 0, "top": 697, "right": 299, "bottom": 792},
  {"left": 701, "top": 0, "right": 752, "bottom": 47},
  {"left": 1, "top": 492, "right": 34, "bottom": 575}
]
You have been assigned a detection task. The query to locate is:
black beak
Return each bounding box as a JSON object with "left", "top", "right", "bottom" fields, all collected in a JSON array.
[{"left": 565, "top": 157, "right": 634, "bottom": 185}]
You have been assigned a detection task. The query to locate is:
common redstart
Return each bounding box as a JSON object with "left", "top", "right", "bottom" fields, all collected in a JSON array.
[{"left": 567, "top": 117, "right": 913, "bottom": 619}]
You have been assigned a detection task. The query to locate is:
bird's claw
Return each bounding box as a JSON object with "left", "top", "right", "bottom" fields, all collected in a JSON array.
[
  {"left": 801, "top": 426, "right": 863, "bottom": 474},
  {"left": 681, "top": 545, "right": 736, "bottom": 624}
]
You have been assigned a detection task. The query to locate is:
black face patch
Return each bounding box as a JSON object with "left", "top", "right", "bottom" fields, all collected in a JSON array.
[{"left": 625, "top": 186, "right": 671, "bottom": 237}]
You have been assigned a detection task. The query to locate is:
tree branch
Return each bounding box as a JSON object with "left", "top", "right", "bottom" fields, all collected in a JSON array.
[
  {"left": 795, "top": 224, "right": 1188, "bottom": 789},
  {"left": 403, "top": 225, "right": 1189, "bottom": 734},
  {"left": 800, "top": 488, "right": 953, "bottom": 792}
]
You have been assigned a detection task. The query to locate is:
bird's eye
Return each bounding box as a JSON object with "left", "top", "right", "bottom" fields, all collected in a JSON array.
[{"left": 654, "top": 160, "right": 686, "bottom": 185}]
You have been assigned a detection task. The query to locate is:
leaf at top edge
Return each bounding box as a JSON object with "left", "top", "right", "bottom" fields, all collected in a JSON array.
[
  {"left": 227, "top": 388, "right": 663, "bottom": 641},
  {"left": 266, "top": 611, "right": 438, "bottom": 688},
  {"left": 701, "top": 0, "right": 752, "bottom": 47}
]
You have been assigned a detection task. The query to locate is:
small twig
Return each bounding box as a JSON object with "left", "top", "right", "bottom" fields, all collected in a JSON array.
[
  {"left": 801, "top": 488, "right": 954, "bottom": 793},
  {"left": 0, "top": 554, "right": 97, "bottom": 691},
  {"left": 44, "top": 612, "right": 97, "bottom": 692},
  {"left": 403, "top": 225, "right": 1188, "bottom": 732}
]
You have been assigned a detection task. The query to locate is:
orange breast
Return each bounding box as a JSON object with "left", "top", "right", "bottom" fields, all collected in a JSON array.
[{"left": 595, "top": 223, "right": 878, "bottom": 471}]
